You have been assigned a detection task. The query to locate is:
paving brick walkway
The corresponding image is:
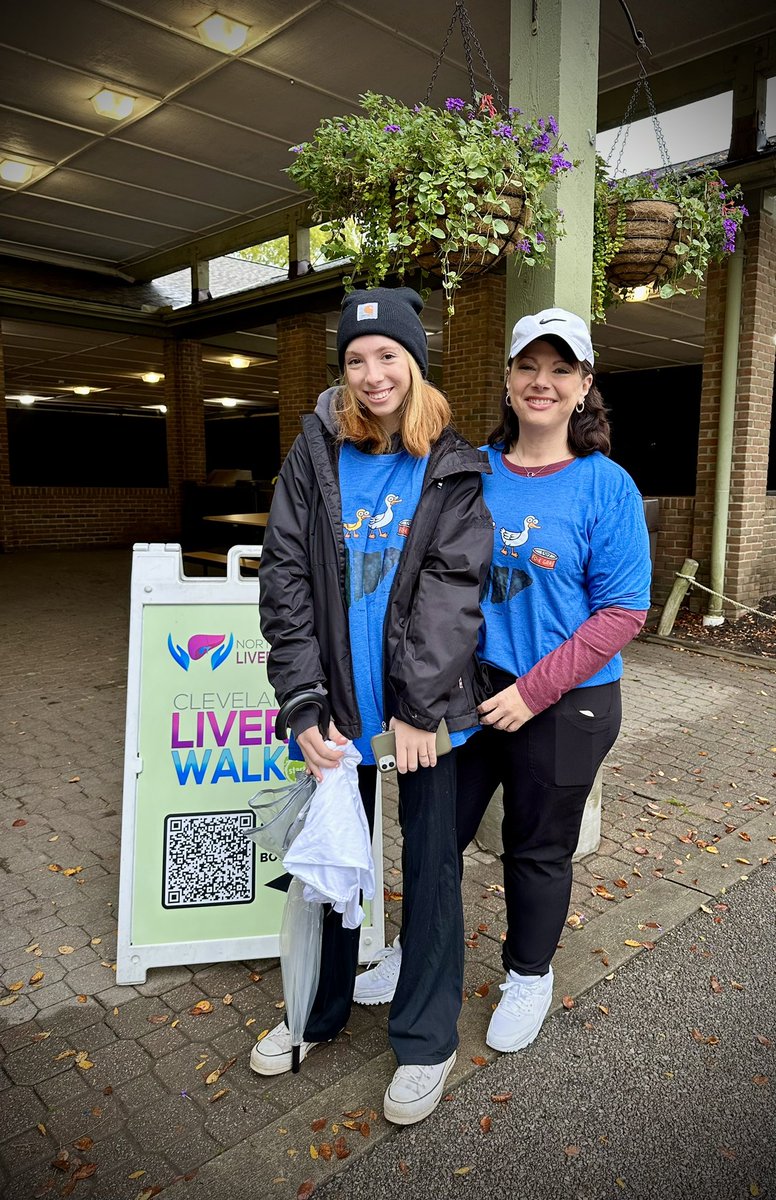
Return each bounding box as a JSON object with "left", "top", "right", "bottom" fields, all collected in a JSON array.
[{"left": 1, "top": 550, "right": 774, "bottom": 1199}]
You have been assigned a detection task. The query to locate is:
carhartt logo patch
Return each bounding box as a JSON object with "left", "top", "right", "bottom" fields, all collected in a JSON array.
[{"left": 357, "top": 302, "right": 378, "bottom": 321}]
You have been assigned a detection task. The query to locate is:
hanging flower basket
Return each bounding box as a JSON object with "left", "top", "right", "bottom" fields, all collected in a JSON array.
[
  {"left": 286, "top": 92, "right": 574, "bottom": 314},
  {"left": 413, "top": 180, "right": 529, "bottom": 278},
  {"left": 604, "top": 198, "right": 691, "bottom": 289}
]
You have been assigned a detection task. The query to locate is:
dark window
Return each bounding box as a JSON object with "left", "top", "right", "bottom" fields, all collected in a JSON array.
[
  {"left": 8, "top": 409, "right": 168, "bottom": 487},
  {"left": 600, "top": 365, "right": 701, "bottom": 496}
]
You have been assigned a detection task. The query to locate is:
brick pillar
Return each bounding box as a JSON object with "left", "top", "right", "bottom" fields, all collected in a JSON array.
[
  {"left": 164, "top": 338, "right": 206, "bottom": 490},
  {"left": 0, "top": 325, "right": 10, "bottom": 550},
  {"left": 443, "top": 272, "right": 506, "bottom": 448},
  {"left": 692, "top": 209, "right": 776, "bottom": 613},
  {"left": 277, "top": 311, "right": 327, "bottom": 461}
]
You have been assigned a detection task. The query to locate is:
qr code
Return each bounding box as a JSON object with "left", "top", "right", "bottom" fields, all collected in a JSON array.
[{"left": 163, "top": 811, "right": 255, "bottom": 909}]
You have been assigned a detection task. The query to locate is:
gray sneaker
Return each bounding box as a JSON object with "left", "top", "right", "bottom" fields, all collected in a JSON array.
[{"left": 353, "top": 937, "right": 401, "bottom": 1005}]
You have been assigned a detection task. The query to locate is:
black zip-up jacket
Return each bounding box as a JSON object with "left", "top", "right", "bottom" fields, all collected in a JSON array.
[{"left": 259, "top": 388, "right": 494, "bottom": 740}]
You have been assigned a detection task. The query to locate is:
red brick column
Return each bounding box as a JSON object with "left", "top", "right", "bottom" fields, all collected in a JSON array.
[
  {"left": 277, "top": 312, "right": 328, "bottom": 461},
  {"left": 692, "top": 210, "right": 776, "bottom": 613},
  {"left": 164, "top": 338, "right": 207, "bottom": 491},
  {"left": 443, "top": 272, "right": 506, "bottom": 448},
  {"left": 0, "top": 326, "right": 10, "bottom": 550}
]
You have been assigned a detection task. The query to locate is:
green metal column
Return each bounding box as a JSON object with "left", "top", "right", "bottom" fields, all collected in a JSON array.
[{"left": 506, "top": 0, "right": 600, "bottom": 348}]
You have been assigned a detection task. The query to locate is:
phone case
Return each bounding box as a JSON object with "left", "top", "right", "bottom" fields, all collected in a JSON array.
[{"left": 371, "top": 719, "right": 452, "bottom": 773}]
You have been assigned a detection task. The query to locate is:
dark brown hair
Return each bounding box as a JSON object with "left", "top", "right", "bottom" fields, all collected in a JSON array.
[{"left": 487, "top": 334, "right": 611, "bottom": 457}]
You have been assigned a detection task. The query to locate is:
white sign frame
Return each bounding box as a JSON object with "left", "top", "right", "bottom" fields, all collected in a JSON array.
[{"left": 116, "top": 542, "right": 385, "bottom": 985}]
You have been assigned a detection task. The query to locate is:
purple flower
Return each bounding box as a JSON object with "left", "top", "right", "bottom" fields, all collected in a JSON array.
[
  {"left": 493, "top": 123, "right": 513, "bottom": 139},
  {"left": 550, "top": 152, "right": 573, "bottom": 175},
  {"left": 445, "top": 97, "right": 465, "bottom": 112},
  {"left": 508, "top": 106, "right": 523, "bottom": 115},
  {"left": 537, "top": 117, "right": 545, "bottom": 130},
  {"left": 384, "top": 124, "right": 401, "bottom": 133},
  {"left": 741, "top": 205, "right": 750, "bottom": 217},
  {"left": 547, "top": 115, "right": 559, "bottom": 136},
  {"left": 289, "top": 144, "right": 304, "bottom": 154},
  {"left": 515, "top": 238, "right": 532, "bottom": 252},
  {"left": 536, "top": 231, "right": 546, "bottom": 243},
  {"left": 532, "top": 131, "right": 551, "bottom": 153}
]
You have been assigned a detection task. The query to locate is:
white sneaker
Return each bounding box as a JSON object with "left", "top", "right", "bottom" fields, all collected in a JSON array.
[
  {"left": 353, "top": 937, "right": 402, "bottom": 1005},
  {"left": 249, "top": 1021, "right": 321, "bottom": 1076},
  {"left": 383, "top": 1051, "right": 457, "bottom": 1125},
  {"left": 486, "top": 966, "right": 554, "bottom": 1053}
]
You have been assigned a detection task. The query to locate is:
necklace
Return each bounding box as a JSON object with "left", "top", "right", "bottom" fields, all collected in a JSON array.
[{"left": 510, "top": 445, "right": 556, "bottom": 478}]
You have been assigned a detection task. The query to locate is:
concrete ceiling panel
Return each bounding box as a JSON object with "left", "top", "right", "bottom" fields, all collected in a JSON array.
[{"left": 31, "top": 169, "right": 236, "bottom": 228}]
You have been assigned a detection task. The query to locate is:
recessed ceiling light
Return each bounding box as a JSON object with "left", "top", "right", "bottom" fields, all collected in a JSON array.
[
  {"left": 228, "top": 354, "right": 251, "bottom": 369},
  {"left": 141, "top": 371, "right": 164, "bottom": 384},
  {"left": 18, "top": 394, "right": 36, "bottom": 406},
  {"left": 73, "top": 386, "right": 93, "bottom": 396},
  {"left": 0, "top": 159, "right": 34, "bottom": 184},
  {"left": 625, "top": 285, "right": 652, "bottom": 303},
  {"left": 196, "top": 13, "right": 250, "bottom": 52},
  {"left": 221, "top": 398, "right": 239, "bottom": 408},
  {"left": 142, "top": 404, "right": 167, "bottom": 414},
  {"left": 92, "top": 88, "right": 135, "bottom": 121}
]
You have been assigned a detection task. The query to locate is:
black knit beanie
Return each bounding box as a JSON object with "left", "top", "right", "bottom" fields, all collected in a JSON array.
[{"left": 337, "top": 287, "right": 429, "bottom": 377}]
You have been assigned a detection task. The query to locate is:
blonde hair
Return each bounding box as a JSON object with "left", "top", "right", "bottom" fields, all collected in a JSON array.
[{"left": 335, "top": 351, "right": 451, "bottom": 456}]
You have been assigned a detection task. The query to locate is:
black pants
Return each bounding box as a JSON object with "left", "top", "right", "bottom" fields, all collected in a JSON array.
[
  {"left": 456, "top": 667, "right": 622, "bottom": 976},
  {"left": 303, "top": 753, "right": 463, "bottom": 1065}
]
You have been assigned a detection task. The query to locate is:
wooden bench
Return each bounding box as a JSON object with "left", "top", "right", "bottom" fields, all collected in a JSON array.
[{"left": 182, "top": 550, "right": 261, "bottom": 575}]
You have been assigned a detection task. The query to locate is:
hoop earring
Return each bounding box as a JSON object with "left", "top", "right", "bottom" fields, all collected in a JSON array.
[{"left": 575, "top": 399, "right": 585, "bottom": 414}]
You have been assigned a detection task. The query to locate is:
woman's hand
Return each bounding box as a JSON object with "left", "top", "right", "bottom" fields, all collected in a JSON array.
[
  {"left": 297, "top": 720, "right": 348, "bottom": 782},
  {"left": 390, "top": 717, "right": 438, "bottom": 773},
  {"left": 478, "top": 684, "right": 534, "bottom": 733}
]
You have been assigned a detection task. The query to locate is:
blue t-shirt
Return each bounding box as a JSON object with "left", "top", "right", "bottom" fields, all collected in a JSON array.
[
  {"left": 339, "top": 443, "right": 477, "bottom": 763},
  {"left": 479, "top": 449, "right": 652, "bottom": 687}
]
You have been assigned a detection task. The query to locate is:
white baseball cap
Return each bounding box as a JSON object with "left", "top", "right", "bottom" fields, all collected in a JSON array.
[{"left": 509, "top": 308, "right": 594, "bottom": 365}]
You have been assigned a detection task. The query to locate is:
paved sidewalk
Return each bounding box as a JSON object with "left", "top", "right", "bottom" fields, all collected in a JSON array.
[{"left": 1, "top": 550, "right": 774, "bottom": 1200}]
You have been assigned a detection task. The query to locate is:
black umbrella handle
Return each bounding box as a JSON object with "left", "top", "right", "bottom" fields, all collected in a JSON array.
[
  {"left": 291, "top": 1044, "right": 301, "bottom": 1073},
  {"left": 275, "top": 691, "right": 331, "bottom": 741}
]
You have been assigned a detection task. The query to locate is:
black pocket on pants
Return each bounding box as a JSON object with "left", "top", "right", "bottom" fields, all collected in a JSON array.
[{"left": 528, "top": 682, "right": 622, "bottom": 788}]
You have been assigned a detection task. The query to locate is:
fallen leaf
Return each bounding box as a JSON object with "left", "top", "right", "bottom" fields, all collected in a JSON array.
[
  {"left": 719, "top": 1147, "right": 736, "bottom": 1160},
  {"left": 7, "top": 981, "right": 24, "bottom": 992},
  {"left": 705, "top": 845, "right": 720, "bottom": 854},
  {"left": 360, "top": 1122, "right": 370, "bottom": 1138},
  {"left": 398, "top": 1161, "right": 410, "bottom": 1175},
  {"left": 634, "top": 847, "right": 649, "bottom": 856},
  {"left": 491, "top": 1092, "right": 513, "bottom": 1103},
  {"left": 479, "top": 1116, "right": 492, "bottom": 1133},
  {"left": 710, "top": 977, "right": 723, "bottom": 994},
  {"left": 25, "top": 943, "right": 40, "bottom": 953},
  {"left": 58, "top": 946, "right": 75, "bottom": 955},
  {"left": 593, "top": 885, "right": 615, "bottom": 900},
  {"left": 750, "top": 1184, "right": 762, "bottom": 1197},
  {"left": 91, "top": 938, "right": 102, "bottom": 945},
  {"left": 755, "top": 1034, "right": 773, "bottom": 1048},
  {"left": 471, "top": 1055, "right": 487, "bottom": 1066},
  {"left": 454, "top": 1167, "right": 472, "bottom": 1175},
  {"left": 249, "top": 972, "right": 262, "bottom": 982},
  {"left": 205, "top": 1069, "right": 221, "bottom": 1085},
  {"left": 63, "top": 867, "right": 83, "bottom": 876},
  {"left": 384, "top": 889, "right": 403, "bottom": 901},
  {"left": 72, "top": 1137, "right": 94, "bottom": 1151},
  {"left": 473, "top": 983, "right": 490, "bottom": 997},
  {"left": 12, "top": 818, "right": 27, "bottom": 827},
  {"left": 562, "top": 996, "right": 575, "bottom": 1010},
  {"left": 297, "top": 1182, "right": 315, "bottom": 1200},
  {"left": 0, "top": 995, "right": 18, "bottom": 1007},
  {"left": 37, "top": 1123, "right": 46, "bottom": 1136},
  {"left": 75, "top": 1057, "right": 94, "bottom": 1070},
  {"left": 309, "top": 1144, "right": 318, "bottom": 1160},
  {"left": 128, "top": 1170, "right": 146, "bottom": 1180},
  {"left": 68, "top": 776, "right": 81, "bottom": 783},
  {"left": 333, "top": 1136, "right": 350, "bottom": 1160},
  {"left": 76, "top": 994, "right": 87, "bottom": 1004},
  {"left": 613, "top": 879, "right": 628, "bottom": 889},
  {"left": 623, "top": 940, "right": 642, "bottom": 948},
  {"left": 209, "top": 1088, "right": 229, "bottom": 1103},
  {"left": 222, "top": 993, "right": 233, "bottom": 1006},
  {"left": 274, "top": 1000, "right": 286, "bottom": 1010},
  {"left": 752, "top": 1075, "right": 769, "bottom": 1087},
  {"left": 598, "top": 1005, "right": 610, "bottom": 1016},
  {"left": 51, "top": 1152, "right": 70, "bottom": 1171},
  {"left": 311, "top": 1118, "right": 327, "bottom": 1132},
  {"left": 189, "top": 1000, "right": 214, "bottom": 1015},
  {"left": 731, "top": 980, "right": 745, "bottom": 991},
  {"left": 478, "top": 923, "right": 489, "bottom": 932},
  {"left": 736, "top": 858, "right": 751, "bottom": 865},
  {"left": 147, "top": 1014, "right": 169, "bottom": 1025},
  {"left": 564, "top": 1145, "right": 581, "bottom": 1157},
  {"left": 342, "top": 1108, "right": 365, "bottom": 1118},
  {"left": 319, "top": 1144, "right": 332, "bottom": 1161},
  {"left": 739, "top": 831, "right": 752, "bottom": 842}
]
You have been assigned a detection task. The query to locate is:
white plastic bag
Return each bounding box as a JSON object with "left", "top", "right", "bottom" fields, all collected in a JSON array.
[{"left": 282, "top": 741, "right": 375, "bottom": 929}]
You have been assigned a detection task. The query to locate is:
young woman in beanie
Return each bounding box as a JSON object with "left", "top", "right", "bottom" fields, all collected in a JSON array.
[
  {"left": 254, "top": 286, "right": 493, "bottom": 1124},
  {"left": 354, "top": 308, "right": 651, "bottom": 1056}
]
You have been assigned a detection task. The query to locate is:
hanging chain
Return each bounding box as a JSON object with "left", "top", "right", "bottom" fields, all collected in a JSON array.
[
  {"left": 424, "top": 0, "right": 507, "bottom": 112},
  {"left": 608, "top": 1, "right": 674, "bottom": 178}
]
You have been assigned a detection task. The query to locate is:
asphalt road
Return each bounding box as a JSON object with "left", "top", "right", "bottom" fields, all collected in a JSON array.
[{"left": 316, "top": 864, "right": 776, "bottom": 1200}]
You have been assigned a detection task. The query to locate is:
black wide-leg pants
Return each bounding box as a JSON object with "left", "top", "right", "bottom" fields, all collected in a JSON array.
[
  {"left": 456, "top": 666, "right": 622, "bottom": 977},
  {"left": 304, "top": 753, "right": 463, "bottom": 1065}
]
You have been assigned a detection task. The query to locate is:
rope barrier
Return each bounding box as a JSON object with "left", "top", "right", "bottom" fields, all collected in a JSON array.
[{"left": 675, "top": 574, "right": 776, "bottom": 622}]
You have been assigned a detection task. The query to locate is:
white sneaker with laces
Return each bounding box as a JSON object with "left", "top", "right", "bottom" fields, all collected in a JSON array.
[
  {"left": 353, "top": 936, "right": 402, "bottom": 1005},
  {"left": 383, "top": 1050, "right": 457, "bottom": 1125},
  {"left": 249, "top": 1021, "right": 321, "bottom": 1076},
  {"left": 486, "top": 965, "right": 554, "bottom": 1053}
]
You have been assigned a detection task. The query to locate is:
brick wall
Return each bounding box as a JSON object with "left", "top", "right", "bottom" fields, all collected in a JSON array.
[
  {"left": 443, "top": 272, "right": 506, "bottom": 448},
  {"left": 691, "top": 210, "right": 776, "bottom": 615},
  {"left": 650, "top": 496, "right": 695, "bottom": 607},
  {"left": 277, "top": 312, "right": 327, "bottom": 461}
]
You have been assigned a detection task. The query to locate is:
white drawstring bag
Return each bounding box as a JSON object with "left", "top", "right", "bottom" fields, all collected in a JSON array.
[{"left": 282, "top": 741, "right": 375, "bottom": 929}]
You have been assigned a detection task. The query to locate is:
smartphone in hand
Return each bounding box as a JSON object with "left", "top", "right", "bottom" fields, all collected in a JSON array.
[{"left": 370, "top": 719, "right": 453, "bottom": 773}]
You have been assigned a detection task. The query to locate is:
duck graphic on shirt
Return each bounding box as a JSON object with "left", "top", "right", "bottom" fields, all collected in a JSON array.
[
  {"left": 500, "top": 515, "right": 540, "bottom": 557},
  {"left": 343, "top": 508, "right": 370, "bottom": 538},
  {"left": 368, "top": 494, "right": 402, "bottom": 539}
]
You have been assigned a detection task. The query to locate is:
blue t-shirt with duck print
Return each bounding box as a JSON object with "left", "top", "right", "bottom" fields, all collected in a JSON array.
[
  {"left": 339, "top": 442, "right": 477, "bottom": 763},
  {"left": 479, "top": 448, "right": 651, "bottom": 686}
]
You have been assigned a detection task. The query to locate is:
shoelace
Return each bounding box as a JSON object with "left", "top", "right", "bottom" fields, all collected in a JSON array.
[
  {"left": 392, "top": 1064, "right": 437, "bottom": 1096},
  {"left": 364, "top": 945, "right": 401, "bottom": 980},
  {"left": 498, "top": 976, "right": 545, "bottom": 1014}
]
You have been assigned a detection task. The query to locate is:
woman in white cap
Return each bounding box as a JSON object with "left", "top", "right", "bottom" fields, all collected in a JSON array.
[
  {"left": 355, "top": 307, "right": 651, "bottom": 1056},
  {"left": 255, "top": 286, "right": 493, "bottom": 1124}
]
